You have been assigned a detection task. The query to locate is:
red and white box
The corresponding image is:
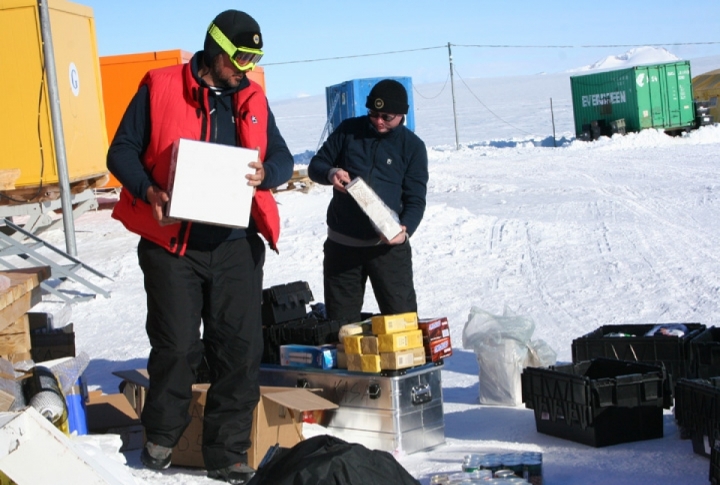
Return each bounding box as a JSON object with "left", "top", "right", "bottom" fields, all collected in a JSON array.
[
  {"left": 418, "top": 317, "right": 450, "bottom": 340},
  {"left": 166, "top": 138, "right": 257, "bottom": 228},
  {"left": 424, "top": 336, "right": 453, "bottom": 363}
]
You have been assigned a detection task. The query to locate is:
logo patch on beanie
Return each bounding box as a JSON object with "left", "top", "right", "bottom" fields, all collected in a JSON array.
[
  {"left": 253, "top": 34, "right": 260, "bottom": 45},
  {"left": 374, "top": 98, "right": 384, "bottom": 110}
]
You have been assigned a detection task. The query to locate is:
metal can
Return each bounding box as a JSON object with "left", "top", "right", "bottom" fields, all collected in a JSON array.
[
  {"left": 430, "top": 473, "right": 450, "bottom": 484},
  {"left": 495, "top": 468, "right": 517, "bottom": 479},
  {"left": 500, "top": 453, "right": 524, "bottom": 476},
  {"left": 462, "top": 454, "right": 481, "bottom": 472},
  {"left": 520, "top": 452, "right": 543, "bottom": 485},
  {"left": 479, "top": 453, "right": 503, "bottom": 474}
]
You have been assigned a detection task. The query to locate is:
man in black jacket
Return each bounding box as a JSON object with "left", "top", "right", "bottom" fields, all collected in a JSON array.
[{"left": 308, "top": 79, "right": 428, "bottom": 324}]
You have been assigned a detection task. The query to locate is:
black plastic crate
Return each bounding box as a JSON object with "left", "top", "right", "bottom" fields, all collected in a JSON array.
[
  {"left": 674, "top": 377, "right": 720, "bottom": 457},
  {"left": 261, "top": 281, "right": 313, "bottom": 326},
  {"left": 521, "top": 358, "right": 667, "bottom": 447},
  {"left": 261, "top": 317, "right": 341, "bottom": 364},
  {"left": 691, "top": 327, "right": 720, "bottom": 380},
  {"left": 571, "top": 323, "right": 705, "bottom": 402},
  {"left": 712, "top": 442, "right": 720, "bottom": 484}
]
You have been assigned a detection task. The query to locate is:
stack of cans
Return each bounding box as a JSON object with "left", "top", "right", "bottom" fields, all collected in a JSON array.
[{"left": 459, "top": 452, "right": 542, "bottom": 484}]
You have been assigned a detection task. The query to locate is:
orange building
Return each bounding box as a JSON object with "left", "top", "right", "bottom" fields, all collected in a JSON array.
[{"left": 99, "top": 49, "right": 266, "bottom": 188}]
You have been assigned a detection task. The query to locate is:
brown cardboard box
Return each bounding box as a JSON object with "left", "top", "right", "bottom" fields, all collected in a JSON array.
[
  {"left": 380, "top": 347, "right": 426, "bottom": 370},
  {"left": 360, "top": 336, "right": 379, "bottom": 355},
  {"left": 86, "top": 390, "right": 143, "bottom": 451},
  {"left": 113, "top": 369, "right": 338, "bottom": 469}
]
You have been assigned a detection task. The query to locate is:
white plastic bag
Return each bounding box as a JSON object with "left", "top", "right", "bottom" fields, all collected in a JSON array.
[{"left": 462, "top": 306, "right": 556, "bottom": 406}]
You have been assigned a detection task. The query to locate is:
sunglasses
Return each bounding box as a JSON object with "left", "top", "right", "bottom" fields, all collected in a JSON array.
[
  {"left": 368, "top": 110, "right": 398, "bottom": 123},
  {"left": 208, "top": 24, "right": 264, "bottom": 71}
]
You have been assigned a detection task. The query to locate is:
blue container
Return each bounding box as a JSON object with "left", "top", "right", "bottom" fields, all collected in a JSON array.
[
  {"left": 66, "top": 376, "right": 88, "bottom": 435},
  {"left": 325, "top": 77, "right": 415, "bottom": 134}
]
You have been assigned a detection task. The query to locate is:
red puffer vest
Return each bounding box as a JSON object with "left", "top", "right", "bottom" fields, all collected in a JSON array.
[{"left": 111, "top": 63, "right": 280, "bottom": 255}]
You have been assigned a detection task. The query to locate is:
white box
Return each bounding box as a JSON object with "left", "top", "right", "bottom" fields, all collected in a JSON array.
[
  {"left": 345, "top": 177, "right": 403, "bottom": 240},
  {"left": 166, "top": 138, "right": 257, "bottom": 228},
  {"left": 0, "top": 408, "right": 134, "bottom": 485}
]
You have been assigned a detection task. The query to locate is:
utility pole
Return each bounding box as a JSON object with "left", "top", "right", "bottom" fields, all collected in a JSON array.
[
  {"left": 38, "top": 0, "right": 77, "bottom": 256},
  {"left": 447, "top": 42, "right": 460, "bottom": 150},
  {"left": 550, "top": 98, "right": 557, "bottom": 148}
]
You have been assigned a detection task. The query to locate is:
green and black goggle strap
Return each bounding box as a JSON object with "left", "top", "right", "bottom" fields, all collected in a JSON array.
[{"left": 207, "top": 23, "right": 264, "bottom": 71}]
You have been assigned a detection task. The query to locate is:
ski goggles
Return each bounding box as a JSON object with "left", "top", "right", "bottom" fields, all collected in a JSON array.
[
  {"left": 368, "top": 110, "right": 399, "bottom": 123},
  {"left": 207, "top": 23, "right": 264, "bottom": 71}
]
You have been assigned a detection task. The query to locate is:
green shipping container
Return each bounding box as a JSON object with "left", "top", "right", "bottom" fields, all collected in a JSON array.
[{"left": 570, "top": 61, "right": 695, "bottom": 138}]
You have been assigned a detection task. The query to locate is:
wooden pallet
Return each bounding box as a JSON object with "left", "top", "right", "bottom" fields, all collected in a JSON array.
[
  {"left": 0, "top": 173, "right": 109, "bottom": 206},
  {"left": 273, "top": 168, "right": 314, "bottom": 194},
  {"left": 0, "top": 267, "right": 50, "bottom": 361}
]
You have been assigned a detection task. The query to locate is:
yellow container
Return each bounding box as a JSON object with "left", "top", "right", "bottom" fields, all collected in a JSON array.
[
  {"left": 0, "top": 0, "right": 108, "bottom": 189},
  {"left": 693, "top": 68, "right": 720, "bottom": 124},
  {"left": 377, "top": 329, "right": 424, "bottom": 353},
  {"left": 371, "top": 312, "right": 418, "bottom": 335}
]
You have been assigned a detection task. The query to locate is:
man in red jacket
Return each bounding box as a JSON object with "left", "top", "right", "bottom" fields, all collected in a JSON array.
[{"left": 107, "top": 10, "right": 293, "bottom": 484}]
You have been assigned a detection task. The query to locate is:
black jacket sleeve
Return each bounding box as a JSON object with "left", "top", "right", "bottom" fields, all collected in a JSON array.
[
  {"left": 106, "top": 85, "right": 153, "bottom": 202},
  {"left": 258, "top": 103, "right": 294, "bottom": 190},
  {"left": 308, "top": 122, "right": 345, "bottom": 185}
]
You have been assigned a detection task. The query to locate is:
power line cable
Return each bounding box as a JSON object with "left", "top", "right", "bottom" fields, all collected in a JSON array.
[
  {"left": 264, "top": 45, "right": 445, "bottom": 66},
  {"left": 412, "top": 73, "right": 450, "bottom": 100},
  {"left": 453, "top": 66, "right": 533, "bottom": 136},
  {"left": 263, "top": 41, "right": 720, "bottom": 66},
  {"left": 454, "top": 41, "right": 720, "bottom": 49}
]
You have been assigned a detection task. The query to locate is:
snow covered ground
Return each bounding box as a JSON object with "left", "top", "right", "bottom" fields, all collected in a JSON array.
[{"left": 12, "top": 48, "right": 720, "bottom": 484}]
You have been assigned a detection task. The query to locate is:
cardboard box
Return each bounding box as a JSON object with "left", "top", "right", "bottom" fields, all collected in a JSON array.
[
  {"left": 345, "top": 177, "right": 403, "bottom": 241},
  {"left": 425, "top": 336, "right": 453, "bottom": 363},
  {"left": 336, "top": 351, "right": 347, "bottom": 369},
  {"left": 361, "top": 336, "right": 379, "bottom": 355},
  {"left": 85, "top": 391, "right": 142, "bottom": 451},
  {"left": 371, "top": 312, "right": 418, "bottom": 335},
  {"left": 113, "top": 369, "right": 338, "bottom": 469},
  {"left": 418, "top": 317, "right": 450, "bottom": 340},
  {"left": 381, "top": 347, "right": 426, "bottom": 370},
  {"left": 346, "top": 353, "right": 363, "bottom": 372},
  {"left": 378, "top": 329, "right": 423, "bottom": 353},
  {"left": 280, "top": 344, "right": 337, "bottom": 369},
  {"left": 0, "top": 408, "right": 132, "bottom": 485},
  {"left": 166, "top": 138, "right": 257, "bottom": 228},
  {"left": 343, "top": 335, "right": 363, "bottom": 355},
  {"left": 360, "top": 354, "right": 381, "bottom": 373}
]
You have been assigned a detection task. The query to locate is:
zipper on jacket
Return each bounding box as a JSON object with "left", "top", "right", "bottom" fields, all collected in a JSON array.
[{"left": 367, "top": 139, "right": 380, "bottom": 185}]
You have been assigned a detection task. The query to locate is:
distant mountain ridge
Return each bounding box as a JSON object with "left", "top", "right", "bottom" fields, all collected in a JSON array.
[{"left": 568, "top": 46, "right": 681, "bottom": 73}]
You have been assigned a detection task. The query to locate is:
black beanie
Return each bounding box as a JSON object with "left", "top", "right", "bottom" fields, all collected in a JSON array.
[
  {"left": 203, "top": 10, "right": 263, "bottom": 65},
  {"left": 365, "top": 79, "right": 409, "bottom": 114}
]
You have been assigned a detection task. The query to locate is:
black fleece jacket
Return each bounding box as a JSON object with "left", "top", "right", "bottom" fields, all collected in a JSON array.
[{"left": 308, "top": 116, "right": 428, "bottom": 240}]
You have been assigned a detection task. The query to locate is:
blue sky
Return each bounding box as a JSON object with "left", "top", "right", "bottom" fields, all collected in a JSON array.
[{"left": 83, "top": 0, "right": 720, "bottom": 101}]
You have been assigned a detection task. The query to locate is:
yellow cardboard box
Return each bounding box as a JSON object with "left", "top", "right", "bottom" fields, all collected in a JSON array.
[{"left": 378, "top": 329, "right": 423, "bottom": 353}]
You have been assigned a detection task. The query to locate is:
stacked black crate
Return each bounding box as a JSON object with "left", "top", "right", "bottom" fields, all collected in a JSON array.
[
  {"left": 571, "top": 323, "right": 705, "bottom": 407},
  {"left": 260, "top": 282, "right": 342, "bottom": 364},
  {"left": 521, "top": 358, "right": 667, "bottom": 447}
]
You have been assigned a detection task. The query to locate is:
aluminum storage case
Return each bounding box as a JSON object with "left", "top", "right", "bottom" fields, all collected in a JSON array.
[{"left": 258, "top": 362, "right": 445, "bottom": 455}]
